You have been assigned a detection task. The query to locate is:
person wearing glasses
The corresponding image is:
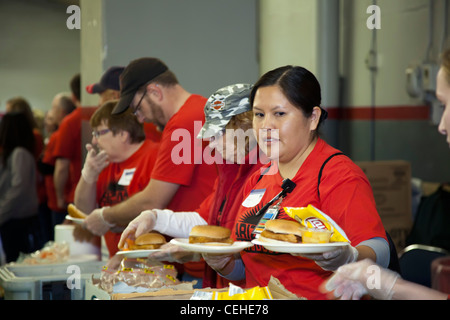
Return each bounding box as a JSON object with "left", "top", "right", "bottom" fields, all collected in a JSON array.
[
  {"left": 73, "top": 100, "right": 159, "bottom": 257},
  {"left": 82, "top": 57, "right": 218, "bottom": 282}
]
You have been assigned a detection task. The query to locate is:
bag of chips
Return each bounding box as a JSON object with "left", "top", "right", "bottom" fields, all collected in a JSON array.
[{"left": 284, "top": 205, "right": 350, "bottom": 243}]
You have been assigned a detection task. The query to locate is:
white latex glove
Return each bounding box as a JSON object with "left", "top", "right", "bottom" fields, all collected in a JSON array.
[
  {"left": 293, "top": 245, "right": 358, "bottom": 271},
  {"left": 323, "top": 259, "right": 400, "bottom": 300},
  {"left": 149, "top": 242, "right": 201, "bottom": 263},
  {"left": 118, "top": 210, "right": 157, "bottom": 249},
  {"left": 83, "top": 207, "right": 114, "bottom": 236},
  {"left": 201, "top": 253, "right": 234, "bottom": 274},
  {"left": 81, "top": 144, "right": 109, "bottom": 183}
]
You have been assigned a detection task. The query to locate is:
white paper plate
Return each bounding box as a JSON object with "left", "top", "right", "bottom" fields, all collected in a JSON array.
[
  {"left": 170, "top": 238, "right": 253, "bottom": 254},
  {"left": 251, "top": 239, "right": 349, "bottom": 254},
  {"left": 65, "top": 215, "right": 84, "bottom": 225},
  {"left": 116, "top": 249, "right": 162, "bottom": 258}
]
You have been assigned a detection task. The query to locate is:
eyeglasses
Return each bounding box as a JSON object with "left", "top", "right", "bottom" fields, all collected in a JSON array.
[
  {"left": 133, "top": 90, "right": 147, "bottom": 116},
  {"left": 92, "top": 128, "right": 111, "bottom": 139}
]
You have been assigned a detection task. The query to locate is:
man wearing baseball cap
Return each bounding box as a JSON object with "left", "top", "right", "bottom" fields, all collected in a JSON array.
[
  {"left": 85, "top": 66, "right": 124, "bottom": 106},
  {"left": 83, "top": 57, "right": 218, "bottom": 282}
]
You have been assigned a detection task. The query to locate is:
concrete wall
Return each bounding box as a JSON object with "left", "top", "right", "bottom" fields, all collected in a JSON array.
[
  {"left": 2, "top": 0, "right": 450, "bottom": 182},
  {"left": 0, "top": 0, "right": 80, "bottom": 113}
]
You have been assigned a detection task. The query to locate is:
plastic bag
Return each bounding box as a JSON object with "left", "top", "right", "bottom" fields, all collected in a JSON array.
[
  {"left": 99, "top": 257, "right": 180, "bottom": 294},
  {"left": 16, "top": 241, "right": 70, "bottom": 265}
]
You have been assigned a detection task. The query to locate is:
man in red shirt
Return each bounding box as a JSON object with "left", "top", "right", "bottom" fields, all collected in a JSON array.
[
  {"left": 83, "top": 58, "right": 217, "bottom": 280},
  {"left": 53, "top": 73, "right": 95, "bottom": 211},
  {"left": 41, "top": 93, "right": 76, "bottom": 227}
]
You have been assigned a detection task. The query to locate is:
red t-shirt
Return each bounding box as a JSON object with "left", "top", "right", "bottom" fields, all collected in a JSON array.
[
  {"left": 196, "top": 147, "right": 266, "bottom": 288},
  {"left": 150, "top": 94, "right": 217, "bottom": 212},
  {"left": 42, "top": 130, "right": 71, "bottom": 212},
  {"left": 150, "top": 94, "right": 218, "bottom": 277},
  {"left": 96, "top": 139, "right": 159, "bottom": 257},
  {"left": 53, "top": 107, "right": 97, "bottom": 204},
  {"left": 143, "top": 122, "right": 162, "bottom": 143},
  {"left": 233, "top": 138, "right": 387, "bottom": 300}
]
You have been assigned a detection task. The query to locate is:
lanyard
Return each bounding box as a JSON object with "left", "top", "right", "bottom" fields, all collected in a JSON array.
[
  {"left": 251, "top": 178, "right": 296, "bottom": 238},
  {"left": 252, "top": 195, "right": 286, "bottom": 237}
]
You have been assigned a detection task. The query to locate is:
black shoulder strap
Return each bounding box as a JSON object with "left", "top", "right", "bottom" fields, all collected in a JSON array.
[
  {"left": 317, "top": 152, "right": 345, "bottom": 200},
  {"left": 256, "top": 163, "right": 273, "bottom": 183},
  {"left": 256, "top": 153, "right": 345, "bottom": 200}
]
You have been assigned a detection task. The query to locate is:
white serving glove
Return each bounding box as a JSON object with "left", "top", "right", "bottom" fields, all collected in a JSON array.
[
  {"left": 83, "top": 207, "right": 115, "bottom": 236},
  {"left": 201, "top": 253, "right": 235, "bottom": 274},
  {"left": 149, "top": 242, "right": 201, "bottom": 264},
  {"left": 293, "top": 245, "right": 358, "bottom": 271},
  {"left": 118, "top": 210, "right": 157, "bottom": 249},
  {"left": 323, "top": 259, "right": 400, "bottom": 300},
  {"left": 81, "top": 144, "right": 109, "bottom": 184}
]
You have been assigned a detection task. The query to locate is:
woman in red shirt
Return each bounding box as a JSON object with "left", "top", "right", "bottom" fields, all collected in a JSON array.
[{"left": 203, "top": 66, "right": 389, "bottom": 300}]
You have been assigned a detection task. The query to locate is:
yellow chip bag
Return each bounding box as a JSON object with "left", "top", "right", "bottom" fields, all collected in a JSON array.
[
  {"left": 284, "top": 205, "right": 350, "bottom": 243},
  {"left": 214, "top": 284, "right": 273, "bottom": 300}
]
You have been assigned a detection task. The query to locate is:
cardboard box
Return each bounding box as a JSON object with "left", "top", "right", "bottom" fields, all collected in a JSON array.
[
  {"left": 85, "top": 276, "right": 303, "bottom": 300},
  {"left": 356, "top": 160, "right": 413, "bottom": 251}
]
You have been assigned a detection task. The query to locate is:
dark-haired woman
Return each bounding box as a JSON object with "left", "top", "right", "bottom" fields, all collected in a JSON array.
[
  {"left": 0, "top": 113, "right": 40, "bottom": 262},
  {"left": 204, "top": 66, "right": 389, "bottom": 300}
]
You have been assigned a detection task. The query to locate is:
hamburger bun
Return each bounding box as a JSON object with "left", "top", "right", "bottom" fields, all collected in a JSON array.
[
  {"left": 260, "top": 219, "right": 303, "bottom": 243},
  {"left": 67, "top": 203, "right": 87, "bottom": 219},
  {"left": 189, "top": 225, "right": 234, "bottom": 245},
  {"left": 130, "top": 232, "right": 166, "bottom": 250}
]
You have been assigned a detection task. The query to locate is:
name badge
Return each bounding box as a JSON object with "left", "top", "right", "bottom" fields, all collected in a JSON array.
[
  {"left": 253, "top": 206, "right": 279, "bottom": 237},
  {"left": 118, "top": 168, "right": 136, "bottom": 186},
  {"left": 242, "top": 189, "right": 266, "bottom": 208}
]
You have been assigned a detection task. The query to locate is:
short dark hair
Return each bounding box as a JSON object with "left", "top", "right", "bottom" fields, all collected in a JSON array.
[
  {"left": 250, "top": 66, "right": 326, "bottom": 131},
  {"left": 58, "top": 95, "right": 76, "bottom": 116},
  {"left": 90, "top": 99, "right": 146, "bottom": 144},
  {"left": 70, "top": 73, "right": 81, "bottom": 102}
]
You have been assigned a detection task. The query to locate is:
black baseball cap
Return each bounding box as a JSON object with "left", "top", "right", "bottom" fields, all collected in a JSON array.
[
  {"left": 86, "top": 66, "right": 124, "bottom": 94},
  {"left": 112, "top": 57, "right": 168, "bottom": 114}
]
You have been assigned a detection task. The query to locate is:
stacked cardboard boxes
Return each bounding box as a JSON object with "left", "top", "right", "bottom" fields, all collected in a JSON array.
[{"left": 356, "top": 160, "right": 413, "bottom": 252}]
